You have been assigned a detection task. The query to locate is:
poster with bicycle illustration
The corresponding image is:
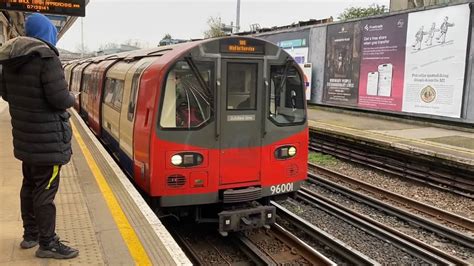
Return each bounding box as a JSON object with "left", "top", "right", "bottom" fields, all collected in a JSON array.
[{"left": 402, "top": 4, "right": 470, "bottom": 118}]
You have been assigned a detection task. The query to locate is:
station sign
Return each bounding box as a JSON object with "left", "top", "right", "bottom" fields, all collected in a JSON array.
[
  {"left": 0, "top": 0, "right": 85, "bottom": 17},
  {"left": 220, "top": 38, "right": 265, "bottom": 54}
]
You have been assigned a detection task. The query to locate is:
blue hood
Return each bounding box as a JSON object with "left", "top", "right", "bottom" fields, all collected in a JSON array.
[{"left": 25, "top": 14, "right": 57, "bottom": 46}]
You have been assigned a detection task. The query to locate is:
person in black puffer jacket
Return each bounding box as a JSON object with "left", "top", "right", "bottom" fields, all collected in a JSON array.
[{"left": 0, "top": 13, "right": 79, "bottom": 259}]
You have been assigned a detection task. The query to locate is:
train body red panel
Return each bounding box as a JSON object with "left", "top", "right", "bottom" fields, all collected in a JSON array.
[{"left": 65, "top": 37, "right": 308, "bottom": 234}]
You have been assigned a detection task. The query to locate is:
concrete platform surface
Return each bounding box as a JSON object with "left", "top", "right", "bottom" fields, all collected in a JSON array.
[
  {"left": 0, "top": 99, "right": 191, "bottom": 265},
  {"left": 308, "top": 107, "right": 474, "bottom": 169}
]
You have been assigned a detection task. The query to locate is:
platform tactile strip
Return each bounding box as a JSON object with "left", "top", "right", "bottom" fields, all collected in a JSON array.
[
  {"left": 52, "top": 160, "right": 104, "bottom": 264},
  {"left": 71, "top": 114, "right": 178, "bottom": 265}
]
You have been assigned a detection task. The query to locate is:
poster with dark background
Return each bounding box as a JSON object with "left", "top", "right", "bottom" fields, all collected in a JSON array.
[
  {"left": 358, "top": 14, "right": 408, "bottom": 111},
  {"left": 323, "top": 22, "right": 361, "bottom": 106}
]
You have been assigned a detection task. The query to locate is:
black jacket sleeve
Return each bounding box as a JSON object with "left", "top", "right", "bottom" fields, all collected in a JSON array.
[{"left": 41, "top": 56, "right": 74, "bottom": 110}]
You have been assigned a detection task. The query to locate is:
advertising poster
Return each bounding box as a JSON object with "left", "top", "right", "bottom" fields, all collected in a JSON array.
[
  {"left": 260, "top": 30, "right": 312, "bottom": 100},
  {"left": 277, "top": 38, "right": 309, "bottom": 64},
  {"left": 323, "top": 22, "right": 361, "bottom": 106},
  {"left": 358, "top": 14, "right": 408, "bottom": 111},
  {"left": 402, "top": 4, "right": 470, "bottom": 118}
]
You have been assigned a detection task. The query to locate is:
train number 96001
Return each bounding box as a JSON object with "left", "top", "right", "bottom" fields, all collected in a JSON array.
[{"left": 270, "top": 183, "right": 294, "bottom": 195}]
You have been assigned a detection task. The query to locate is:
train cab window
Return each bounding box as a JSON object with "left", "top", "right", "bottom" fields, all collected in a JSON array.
[
  {"left": 160, "top": 60, "right": 214, "bottom": 129},
  {"left": 128, "top": 62, "right": 150, "bottom": 122},
  {"left": 103, "top": 78, "right": 125, "bottom": 110},
  {"left": 269, "top": 64, "right": 305, "bottom": 125},
  {"left": 226, "top": 63, "right": 257, "bottom": 110}
]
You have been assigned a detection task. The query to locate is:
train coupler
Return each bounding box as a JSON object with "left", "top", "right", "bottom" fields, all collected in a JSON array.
[{"left": 218, "top": 204, "right": 276, "bottom": 236}]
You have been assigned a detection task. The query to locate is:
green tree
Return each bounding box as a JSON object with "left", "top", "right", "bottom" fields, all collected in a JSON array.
[
  {"left": 162, "top": 33, "right": 172, "bottom": 40},
  {"left": 338, "top": 4, "right": 387, "bottom": 21},
  {"left": 203, "top": 16, "right": 226, "bottom": 38}
]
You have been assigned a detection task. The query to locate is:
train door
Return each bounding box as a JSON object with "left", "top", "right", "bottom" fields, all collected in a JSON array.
[
  {"left": 219, "top": 60, "right": 263, "bottom": 185},
  {"left": 119, "top": 59, "right": 152, "bottom": 177}
]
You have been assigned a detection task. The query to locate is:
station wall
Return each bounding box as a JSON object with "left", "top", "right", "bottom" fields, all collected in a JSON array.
[{"left": 255, "top": 2, "right": 474, "bottom": 124}]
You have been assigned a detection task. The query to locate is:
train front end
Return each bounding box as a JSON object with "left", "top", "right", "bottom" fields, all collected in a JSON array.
[{"left": 151, "top": 37, "right": 308, "bottom": 235}]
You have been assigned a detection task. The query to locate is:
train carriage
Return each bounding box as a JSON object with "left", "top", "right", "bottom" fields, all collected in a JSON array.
[{"left": 65, "top": 37, "right": 308, "bottom": 235}]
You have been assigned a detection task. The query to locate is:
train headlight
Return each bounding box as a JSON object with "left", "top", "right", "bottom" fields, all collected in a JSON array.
[
  {"left": 171, "top": 155, "right": 183, "bottom": 166},
  {"left": 288, "top": 147, "right": 297, "bottom": 157},
  {"left": 275, "top": 145, "right": 297, "bottom": 160},
  {"left": 170, "top": 152, "right": 204, "bottom": 167}
]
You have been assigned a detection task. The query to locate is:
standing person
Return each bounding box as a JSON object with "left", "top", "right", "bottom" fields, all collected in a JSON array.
[
  {"left": 412, "top": 26, "right": 427, "bottom": 50},
  {"left": 437, "top": 16, "right": 455, "bottom": 44},
  {"left": 424, "top": 23, "right": 438, "bottom": 46},
  {"left": 0, "top": 13, "right": 79, "bottom": 259}
]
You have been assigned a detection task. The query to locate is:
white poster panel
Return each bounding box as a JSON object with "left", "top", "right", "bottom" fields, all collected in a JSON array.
[
  {"left": 300, "top": 63, "right": 312, "bottom": 100},
  {"left": 402, "top": 4, "right": 470, "bottom": 118}
]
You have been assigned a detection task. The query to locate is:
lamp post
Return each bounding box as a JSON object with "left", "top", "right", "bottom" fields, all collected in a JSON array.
[{"left": 236, "top": 0, "right": 240, "bottom": 33}]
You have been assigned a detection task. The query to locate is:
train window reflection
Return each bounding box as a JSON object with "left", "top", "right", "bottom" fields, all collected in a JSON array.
[
  {"left": 103, "top": 78, "right": 124, "bottom": 111},
  {"left": 226, "top": 63, "right": 257, "bottom": 110},
  {"left": 128, "top": 62, "right": 150, "bottom": 122},
  {"left": 269, "top": 65, "right": 305, "bottom": 125},
  {"left": 160, "top": 61, "right": 214, "bottom": 129}
]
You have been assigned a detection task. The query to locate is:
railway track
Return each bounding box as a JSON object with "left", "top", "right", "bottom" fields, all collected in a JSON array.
[
  {"left": 271, "top": 201, "right": 379, "bottom": 265},
  {"left": 165, "top": 218, "right": 334, "bottom": 265},
  {"left": 295, "top": 188, "right": 467, "bottom": 265},
  {"left": 309, "top": 163, "right": 474, "bottom": 232},
  {"left": 309, "top": 131, "right": 474, "bottom": 198},
  {"left": 237, "top": 224, "right": 335, "bottom": 265},
  {"left": 303, "top": 171, "right": 473, "bottom": 264}
]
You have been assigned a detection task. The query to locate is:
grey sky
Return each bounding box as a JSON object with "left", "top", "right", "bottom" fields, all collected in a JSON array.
[{"left": 57, "top": 0, "right": 390, "bottom": 52}]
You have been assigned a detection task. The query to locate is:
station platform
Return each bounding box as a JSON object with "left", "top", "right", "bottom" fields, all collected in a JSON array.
[
  {"left": 307, "top": 106, "right": 474, "bottom": 170},
  {"left": 0, "top": 99, "right": 191, "bottom": 265}
]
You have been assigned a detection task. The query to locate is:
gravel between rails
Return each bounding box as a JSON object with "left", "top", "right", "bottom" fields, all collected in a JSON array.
[
  {"left": 281, "top": 198, "right": 425, "bottom": 264},
  {"left": 307, "top": 183, "right": 474, "bottom": 263},
  {"left": 172, "top": 223, "right": 251, "bottom": 265},
  {"left": 311, "top": 153, "right": 474, "bottom": 220}
]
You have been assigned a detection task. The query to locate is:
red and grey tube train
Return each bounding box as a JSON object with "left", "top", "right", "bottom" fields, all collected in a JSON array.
[{"left": 64, "top": 37, "right": 308, "bottom": 234}]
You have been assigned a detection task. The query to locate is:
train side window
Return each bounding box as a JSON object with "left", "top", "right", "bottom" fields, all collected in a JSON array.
[
  {"left": 128, "top": 62, "right": 150, "bottom": 122},
  {"left": 269, "top": 64, "right": 305, "bottom": 125},
  {"left": 103, "top": 78, "right": 125, "bottom": 111},
  {"left": 226, "top": 63, "right": 257, "bottom": 110},
  {"left": 160, "top": 60, "right": 214, "bottom": 129},
  {"left": 81, "top": 74, "right": 90, "bottom": 93}
]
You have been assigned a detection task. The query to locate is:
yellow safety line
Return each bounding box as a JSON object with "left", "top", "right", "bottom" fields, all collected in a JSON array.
[
  {"left": 313, "top": 122, "right": 474, "bottom": 156},
  {"left": 70, "top": 120, "right": 152, "bottom": 266}
]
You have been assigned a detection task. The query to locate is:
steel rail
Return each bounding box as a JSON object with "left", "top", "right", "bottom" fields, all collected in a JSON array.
[
  {"left": 306, "top": 172, "right": 474, "bottom": 250},
  {"left": 271, "top": 201, "right": 380, "bottom": 266},
  {"left": 233, "top": 234, "right": 276, "bottom": 265},
  {"left": 271, "top": 223, "right": 336, "bottom": 265},
  {"left": 310, "top": 139, "right": 474, "bottom": 192},
  {"left": 297, "top": 189, "right": 461, "bottom": 265},
  {"left": 309, "top": 163, "right": 474, "bottom": 231},
  {"left": 309, "top": 131, "right": 474, "bottom": 198}
]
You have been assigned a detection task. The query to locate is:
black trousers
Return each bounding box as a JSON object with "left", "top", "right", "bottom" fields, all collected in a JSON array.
[{"left": 20, "top": 162, "right": 61, "bottom": 246}]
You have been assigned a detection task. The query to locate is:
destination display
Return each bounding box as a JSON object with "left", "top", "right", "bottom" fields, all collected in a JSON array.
[
  {"left": 0, "top": 0, "right": 85, "bottom": 17},
  {"left": 220, "top": 38, "right": 265, "bottom": 54}
]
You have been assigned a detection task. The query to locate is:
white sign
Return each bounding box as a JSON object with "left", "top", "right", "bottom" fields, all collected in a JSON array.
[
  {"left": 300, "top": 63, "right": 312, "bottom": 100},
  {"left": 402, "top": 4, "right": 470, "bottom": 118}
]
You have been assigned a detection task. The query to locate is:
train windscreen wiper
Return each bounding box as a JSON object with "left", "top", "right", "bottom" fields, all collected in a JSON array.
[
  {"left": 274, "top": 58, "right": 294, "bottom": 114},
  {"left": 184, "top": 56, "right": 212, "bottom": 102}
]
